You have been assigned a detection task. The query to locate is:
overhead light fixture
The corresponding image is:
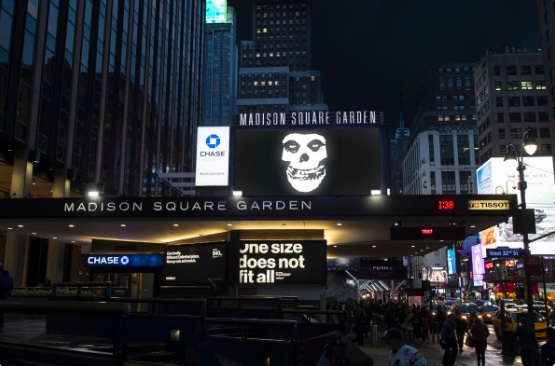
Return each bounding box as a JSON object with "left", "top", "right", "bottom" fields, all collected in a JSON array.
[
  {"left": 173, "top": 223, "right": 179, "bottom": 227},
  {"left": 233, "top": 191, "right": 243, "bottom": 197},
  {"left": 69, "top": 224, "right": 74, "bottom": 228},
  {"left": 336, "top": 223, "right": 342, "bottom": 227},
  {"left": 370, "top": 190, "right": 381, "bottom": 196},
  {"left": 394, "top": 221, "right": 401, "bottom": 227},
  {"left": 227, "top": 223, "right": 233, "bottom": 227},
  {"left": 121, "top": 224, "right": 126, "bottom": 227},
  {"left": 17, "top": 224, "right": 23, "bottom": 228},
  {"left": 87, "top": 190, "right": 99, "bottom": 198}
]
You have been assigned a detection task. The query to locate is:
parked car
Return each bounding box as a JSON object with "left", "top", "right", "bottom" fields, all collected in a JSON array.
[
  {"left": 492, "top": 309, "right": 548, "bottom": 341},
  {"left": 480, "top": 305, "right": 500, "bottom": 324},
  {"left": 535, "top": 208, "right": 547, "bottom": 223}
]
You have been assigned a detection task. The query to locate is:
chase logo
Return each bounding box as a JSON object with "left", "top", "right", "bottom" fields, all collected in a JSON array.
[
  {"left": 206, "top": 134, "right": 220, "bottom": 149},
  {"left": 120, "top": 256, "right": 130, "bottom": 265}
]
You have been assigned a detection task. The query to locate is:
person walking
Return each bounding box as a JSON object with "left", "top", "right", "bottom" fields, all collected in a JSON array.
[
  {"left": 470, "top": 315, "right": 490, "bottom": 366},
  {"left": 440, "top": 313, "right": 459, "bottom": 366},
  {"left": 541, "top": 327, "right": 555, "bottom": 366},
  {"left": 0, "top": 263, "right": 14, "bottom": 333},
  {"left": 454, "top": 310, "right": 469, "bottom": 352},
  {"left": 516, "top": 317, "right": 539, "bottom": 366},
  {"left": 383, "top": 328, "right": 428, "bottom": 366}
]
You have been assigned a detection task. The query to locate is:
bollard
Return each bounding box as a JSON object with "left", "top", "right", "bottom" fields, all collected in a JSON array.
[
  {"left": 370, "top": 324, "right": 378, "bottom": 347},
  {"left": 501, "top": 331, "right": 516, "bottom": 357}
]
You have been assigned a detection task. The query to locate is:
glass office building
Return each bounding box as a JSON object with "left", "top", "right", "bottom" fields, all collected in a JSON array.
[{"left": 0, "top": 0, "right": 205, "bottom": 199}]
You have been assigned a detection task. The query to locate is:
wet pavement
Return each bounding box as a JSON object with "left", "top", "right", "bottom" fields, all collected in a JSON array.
[{"left": 357, "top": 325, "right": 526, "bottom": 366}]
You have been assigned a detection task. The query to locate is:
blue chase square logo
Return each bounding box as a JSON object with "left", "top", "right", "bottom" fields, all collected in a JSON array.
[{"left": 206, "top": 134, "right": 220, "bottom": 148}]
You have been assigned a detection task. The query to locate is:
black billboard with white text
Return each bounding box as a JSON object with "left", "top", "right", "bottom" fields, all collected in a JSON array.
[
  {"left": 227, "top": 240, "right": 327, "bottom": 285},
  {"left": 163, "top": 243, "right": 226, "bottom": 285},
  {"left": 234, "top": 127, "right": 388, "bottom": 196}
]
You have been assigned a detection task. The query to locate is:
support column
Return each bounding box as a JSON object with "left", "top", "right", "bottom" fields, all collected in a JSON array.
[
  {"left": 46, "top": 168, "right": 71, "bottom": 283},
  {"left": 4, "top": 149, "right": 33, "bottom": 286}
]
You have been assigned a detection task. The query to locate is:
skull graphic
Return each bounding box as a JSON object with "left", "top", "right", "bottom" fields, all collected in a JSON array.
[{"left": 281, "top": 133, "right": 327, "bottom": 192}]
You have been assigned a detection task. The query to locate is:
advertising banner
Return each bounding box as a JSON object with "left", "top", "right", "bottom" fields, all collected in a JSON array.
[
  {"left": 227, "top": 240, "right": 327, "bottom": 285},
  {"left": 471, "top": 244, "right": 485, "bottom": 287},
  {"left": 163, "top": 243, "right": 226, "bottom": 285},
  {"left": 84, "top": 254, "right": 164, "bottom": 267},
  {"left": 476, "top": 157, "right": 555, "bottom": 255},
  {"left": 195, "top": 126, "right": 230, "bottom": 186},
  {"left": 447, "top": 249, "right": 456, "bottom": 275},
  {"left": 234, "top": 127, "right": 385, "bottom": 196}
]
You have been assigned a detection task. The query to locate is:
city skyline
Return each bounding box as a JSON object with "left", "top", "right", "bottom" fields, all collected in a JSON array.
[{"left": 229, "top": 0, "right": 541, "bottom": 127}]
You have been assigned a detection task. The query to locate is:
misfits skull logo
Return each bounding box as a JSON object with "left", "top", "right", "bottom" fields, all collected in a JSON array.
[{"left": 282, "top": 133, "right": 327, "bottom": 192}]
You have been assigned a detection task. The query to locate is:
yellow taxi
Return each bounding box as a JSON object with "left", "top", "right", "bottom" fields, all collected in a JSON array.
[{"left": 492, "top": 308, "right": 548, "bottom": 341}]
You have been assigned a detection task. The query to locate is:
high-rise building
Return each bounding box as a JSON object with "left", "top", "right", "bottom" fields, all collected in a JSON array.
[
  {"left": 204, "top": 0, "right": 238, "bottom": 126},
  {"left": 0, "top": 0, "right": 205, "bottom": 200},
  {"left": 236, "top": 0, "right": 327, "bottom": 115},
  {"left": 0, "top": 0, "right": 206, "bottom": 285},
  {"left": 474, "top": 50, "right": 552, "bottom": 165},
  {"left": 401, "top": 62, "right": 479, "bottom": 195},
  {"left": 536, "top": 0, "right": 555, "bottom": 177}
]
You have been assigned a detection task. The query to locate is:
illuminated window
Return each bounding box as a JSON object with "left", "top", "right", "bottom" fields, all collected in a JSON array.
[
  {"left": 520, "top": 81, "right": 533, "bottom": 90},
  {"left": 263, "top": 28, "right": 267, "bottom": 33},
  {"left": 254, "top": 81, "right": 258, "bottom": 86},
  {"left": 494, "top": 81, "right": 502, "bottom": 91},
  {"left": 268, "top": 81, "right": 273, "bottom": 86},
  {"left": 311, "top": 75, "right": 315, "bottom": 81},
  {"left": 438, "top": 115, "right": 444, "bottom": 122},
  {"left": 536, "top": 80, "right": 547, "bottom": 90}
]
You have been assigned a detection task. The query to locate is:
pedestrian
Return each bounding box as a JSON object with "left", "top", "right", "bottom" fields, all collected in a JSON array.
[
  {"left": 454, "top": 311, "right": 468, "bottom": 352},
  {"left": 549, "top": 307, "right": 555, "bottom": 327},
  {"left": 516, "top": 317, "right": 539, "bottom": 366},
  {"left": 440, "top": 313, "right": 459, "bottom": 366},
  {"left": 421, "top": 311, "right": 430, "bottom": 343},
  {"left": 383, "top": 328, "right": 428, "bottom": 366},
  {"left": 0, "top": 263, "right": 14, "bottom": 333},
  {"left": 316, "top": 336, "right": 351, "bottom": 366},
  {"left": 541, "top": 327, "right": 555, "bottom": 366},
  {"left": 469, "top": 315, "right": 490, "bottom": 366}
]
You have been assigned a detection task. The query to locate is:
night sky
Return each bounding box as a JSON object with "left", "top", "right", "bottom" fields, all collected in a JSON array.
[{"left": 228, "top": 0, "right": 541, "bottom": 129}]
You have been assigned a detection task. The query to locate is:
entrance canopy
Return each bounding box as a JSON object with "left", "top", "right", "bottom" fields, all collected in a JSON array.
[{"left": 0, "top": 194, "right": 517, "bottom": 258}]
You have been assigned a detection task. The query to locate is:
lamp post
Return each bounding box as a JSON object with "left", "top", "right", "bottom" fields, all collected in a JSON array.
[{"left": 503, "top": 127, "right": 538, "bottom": 326}]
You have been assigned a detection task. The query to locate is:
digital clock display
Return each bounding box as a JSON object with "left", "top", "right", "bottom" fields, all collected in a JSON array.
[{"left": 437, "top": 200, "right": 456, "bottom": 210}]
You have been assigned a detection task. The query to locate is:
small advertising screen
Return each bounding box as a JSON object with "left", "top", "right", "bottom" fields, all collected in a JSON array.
[
  {"left": 234, "top": 127, "right": 385, "bottom": 196},
  {"left": 227, "top": 240, "right": 327, "bottom": 285},
  {"left": 163, "top": 243, "right": 226, "bottom": 285},
  {"left": 195, "top": 126, "right": 230, "bottom": 186}
]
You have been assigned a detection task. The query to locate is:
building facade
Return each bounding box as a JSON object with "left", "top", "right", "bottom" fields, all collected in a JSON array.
[
  {"left": 537, "top": 0, "right": 555, "bottom": 180},
  {"left": 236, "top": 0, "right": 327, "bottom": 115},
  {"left": 0, "top": 0, "right": 206, "bottom": 286},
  {"left": 204, "top": 1, "right": 238, "bottom": 126},
  {"left": 474, "top": 50, "right": 552, "bottom": 165}
]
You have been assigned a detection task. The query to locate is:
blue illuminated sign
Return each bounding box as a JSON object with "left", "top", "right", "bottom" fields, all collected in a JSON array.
[
  {"left": 447, "top": 249, "right": 456, "bottom": 275},
  {"left": 85, "top": 254, "right": 164, "bottom": 267},
  {"left": 486, "top": 248, "right": 522, "bottom": 258}
]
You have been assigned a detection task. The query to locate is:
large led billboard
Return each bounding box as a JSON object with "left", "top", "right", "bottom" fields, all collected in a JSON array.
[
  {"left": 227, "top": 240, "right": 327, "bottom": 285},
  {"left": 164, "top": 243, "right": 226, "bottom": 285},
  {"left": 234, "top": 127, "right": 387, "bottom": 196},
  {"left": 477, "top": 157, "right": 555, "bottom": 255}
]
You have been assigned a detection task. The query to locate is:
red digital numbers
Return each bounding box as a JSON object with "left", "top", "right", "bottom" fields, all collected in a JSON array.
[
  {"left": 421, "top": 229, "right": 434, "bottom": 235},
  {"left": 437, "top": 200, "right": 455, "bottom": 210}
]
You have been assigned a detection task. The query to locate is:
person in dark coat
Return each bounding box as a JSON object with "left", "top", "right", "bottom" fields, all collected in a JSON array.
[
  {"left": 0, "top": 263, "right": 14, "bottom": 332},
  {"left": 516, "top": 317, "right": 539, "bottom": 366},
  {"left": 440, "top": 313, "right": 459, "bottom": 366},
  {"left": 541, "top": 327, "right": 555, "bottom": 366}
]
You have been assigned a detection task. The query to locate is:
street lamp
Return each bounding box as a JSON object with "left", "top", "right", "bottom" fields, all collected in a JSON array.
[{"left": 503, "top": 127, "right": 537, "bottom": 326}]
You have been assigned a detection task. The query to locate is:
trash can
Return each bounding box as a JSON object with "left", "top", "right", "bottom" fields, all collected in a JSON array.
[
  {"left": 370, "top": 324, "right": 378, "bottom": 347},
  {"left": 502, "top": 331, "right": 516, "bottom": 357}
]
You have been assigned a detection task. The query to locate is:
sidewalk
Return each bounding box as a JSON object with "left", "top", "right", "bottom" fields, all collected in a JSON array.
[{"left": 357, "top": 337, "right": 524, "bottom": 366}]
